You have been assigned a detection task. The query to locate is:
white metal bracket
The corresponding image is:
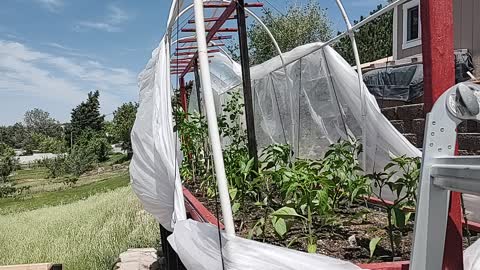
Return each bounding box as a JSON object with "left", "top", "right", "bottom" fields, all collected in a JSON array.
[{"left": 411, "top": 82, "right": 480, "bottom": 270}]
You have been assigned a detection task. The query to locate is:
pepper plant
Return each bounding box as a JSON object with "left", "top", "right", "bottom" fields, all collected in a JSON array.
[{"left": 369, "top": 155, "right": 420, "bottom": 259}]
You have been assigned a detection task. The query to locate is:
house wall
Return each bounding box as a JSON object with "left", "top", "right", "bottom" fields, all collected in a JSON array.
[{"left": 395, "top": 0, "right": 480, "bottom": 74}]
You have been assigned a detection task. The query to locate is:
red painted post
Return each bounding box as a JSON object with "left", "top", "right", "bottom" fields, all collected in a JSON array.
[{"left": 420, "top": 0, "right": 463, "bottom": 269}]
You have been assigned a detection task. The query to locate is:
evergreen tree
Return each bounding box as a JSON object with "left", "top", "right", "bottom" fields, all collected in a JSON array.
[
  {"left": 70, "top": 90, "right": 105, "bottom": 141},
  {"left": 112, "top": 102, "right": 138, "bottom": 158},
  {"left": 334, "top": 4, "right": 393, "bottom": 65}
]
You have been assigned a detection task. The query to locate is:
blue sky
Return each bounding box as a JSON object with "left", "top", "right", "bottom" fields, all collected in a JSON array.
[{"left": 0, "top": 0, "right": 387, "bottom": 125}]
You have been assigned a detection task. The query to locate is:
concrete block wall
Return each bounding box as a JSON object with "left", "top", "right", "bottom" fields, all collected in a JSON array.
[{"left": 381, "top": 103, "right": 480, "bottom": 155}]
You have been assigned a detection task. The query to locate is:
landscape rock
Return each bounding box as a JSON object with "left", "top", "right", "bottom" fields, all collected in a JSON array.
[{"left": 115, "top": 248, "right": 159, "bottom": 270}]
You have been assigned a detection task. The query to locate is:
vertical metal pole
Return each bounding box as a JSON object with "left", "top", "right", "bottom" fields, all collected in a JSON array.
[
  {"left": 420, "top": 0, "right": 462, "bottom": 269},
  {"left": 192, "top": 0, "right": 236, "bottom": 236},
  {"left": 193, "top": 59, "right": 203, "bottom": 115},
  {"left": 236, "top": 0, "right": 258, "bottom": 170},
  {"left": 160, "top": 225, "right": 187, "bottom": 270}
]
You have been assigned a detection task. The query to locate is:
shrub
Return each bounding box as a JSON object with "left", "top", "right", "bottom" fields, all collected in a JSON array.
[
  {"left": 0, "top": 143, "right": 16, "bottom": 183},
  {"left": 0, "top": 184, "right": 30, "bottom": 198},
  {"left": 87, "top": 136, "right": 110, "bottom": 162},
  {"left": 43, "top": 155, "right": 67, "bottom": 178},
  {"left": 75, "top": 130, "right": 111, "bottom": 162},
  {"left": 66, "top": 145, "right": 96, "bottom": 177},
  {"left": 62, "top": 176, "right": 79, "bottom": 187}
]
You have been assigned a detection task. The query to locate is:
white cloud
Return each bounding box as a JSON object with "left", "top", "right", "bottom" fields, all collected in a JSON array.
[
  {"left": 43, "top": 42, "right": 99, "bottom": 60},
  {"left": 76, "top": 4, "right": 131, "bottom": 32},
  {"left": 0, "top": 40, "right": 137, "bottom": 124},
  {"left": 34, "top": 0, "right": 64, "bottom": 12}
]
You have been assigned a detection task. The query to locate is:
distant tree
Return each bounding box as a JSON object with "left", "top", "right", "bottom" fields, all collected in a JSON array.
[
  {"left": 229, "top": 1, "right": 332, "bottom": 64},
  {"left": 0, "top": 123, "right": 29, "bottom": 150},
  {"left": 334, "top": 4, "right": 393, "bottom": 65},
  {"left": 24, "top": 108, "right": 62, "bottom": 138},
  {"left": 0, "top": 143, "right": 16, "bottom": 183},
  {"left": 112, "top": 102, "right": 138, "bottom": 158},
  {"left": 70, "top": 90, "right": 105, "bottom": 140}
]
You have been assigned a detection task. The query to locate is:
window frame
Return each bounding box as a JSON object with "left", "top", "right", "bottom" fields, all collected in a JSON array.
[{"left": 402, "top": 0, "right": 422, "bottom": 50}]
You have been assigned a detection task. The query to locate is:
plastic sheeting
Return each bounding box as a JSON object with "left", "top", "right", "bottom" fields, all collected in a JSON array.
[
  {"left": 363, "top": 64, "right": 423, "bottom": 102},
  {"left": 362, "top": 50, "right": 474, "bottom": 102},
  {"left": 203, "top": 44, "right": 420, "bottom": 175},
  {"left": 197, "top": 44, "right": 480, "bottom": 223},
  {"left": 130, "top": 36, "right": 186, "bottom": 231},
  {"left": 169, "top": 219, "right": 362, "bottom": 270},
  {"left": 465, "top": 239, "right": 480, "bottom": 270}
]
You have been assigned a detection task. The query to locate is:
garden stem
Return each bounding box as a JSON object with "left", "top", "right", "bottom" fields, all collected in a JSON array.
[
  {"left": 461, "top": 193, "right": 472, "bottom": 246},
  {"left": 192, "top": 159, "right": 196, "bottom": 184},
  {"left": 386, "top": 207, "right": 396, "bottom": 259},
  {"left": 262, "top": 204, "right": 269, "bottom": 242},
  {"left": 308, "top": 202, "right": 313, "bottom": 239}
]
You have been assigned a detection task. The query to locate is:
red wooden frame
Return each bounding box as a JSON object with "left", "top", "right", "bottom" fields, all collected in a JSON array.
[
  {"left": 181, "top": 27, "right": 238, "bottom": 33},
  {"left": 420, "top": 0, "right": 461, "bottom": 269},
  {"left": 178, "top": 35, "right": 232, "bottom": 43},
  {"left": 188, "top": 15, "right": 246, "bottom": 24},
  {"left": 176, "top": 44, "right": 225, "bottom": 51},
  {"left": 183, "top": 187, "right": 224, "bottom": 229},
  {"left": 180, "top": 1, "right": 238, "bottom": 77},
  {"left": 203, "top": 2, "right": 263, "bottom": 8}
]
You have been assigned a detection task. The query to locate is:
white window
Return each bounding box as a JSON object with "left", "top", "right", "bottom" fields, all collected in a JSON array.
[{"left": 402, "top": 0, "right": 421, "bottom": 49}]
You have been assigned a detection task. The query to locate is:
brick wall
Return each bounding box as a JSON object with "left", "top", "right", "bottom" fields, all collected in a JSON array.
[{"left": 381, "top": 102, "right": 480, "bottom": 154}]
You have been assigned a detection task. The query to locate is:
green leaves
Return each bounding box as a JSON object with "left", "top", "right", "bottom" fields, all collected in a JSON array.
[
  {"left": 369, "top": 237, "right": 382, "bottom": 258},
  {"left": 391, "top": 207, "right": 412, "bottom": 229},
  {"left": 271, "top": 215, "right": 288, "bottom": 238},
  {"left": 270, "top": 207, "right": 306, "bottom": 238},
  {"left": 271, "top": 207, "right": 305, "bottom": 220}
]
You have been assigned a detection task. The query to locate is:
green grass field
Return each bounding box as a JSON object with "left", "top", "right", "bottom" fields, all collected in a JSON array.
[
  {"left": 0, "top": 173, "right": 130, "bottom": 215},
  {"left": 0, "top": 187, "right": 159, "bottom": 270},
  {"left": 0, "top": 157, "right": 159, "bottom": 270}
]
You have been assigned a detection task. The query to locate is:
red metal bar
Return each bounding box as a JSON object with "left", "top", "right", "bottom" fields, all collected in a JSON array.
[
  {"left": 188, "top": 15, "right": 247, "bottom": 23},
  {"left": 420, "top": 0, "right": 461, "bottom": 269},
  {"left": 171, "top": 60, "right": 212, "bottom": 65},
  {"left": 180, "top": 1, "right": 237, "bottom": 78},
  {"left": 178, "top": 35, "right": 232, "bottom": 43},
  {"left": 171, "top": 58, "right": 212, "bottom": 63},
  {"left": 204, "top": 2, "right": 263, "bottom": 8},
  {"left": 176, "top": 44, "right": 225, "bottom": 51},
  {"left": 181, "top": 27, "right": 238, "bottom": 33},
  {"left": 174, "top": 49, "right": 220, "bottom": 56}
]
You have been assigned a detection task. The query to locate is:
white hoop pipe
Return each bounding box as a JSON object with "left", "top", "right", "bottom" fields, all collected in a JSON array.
[
  {"left": 334, "top": 0, "right": 368, "bottom": 171},
  {"left": 192, "top": 0, "right": 236, "bottom": 236}
]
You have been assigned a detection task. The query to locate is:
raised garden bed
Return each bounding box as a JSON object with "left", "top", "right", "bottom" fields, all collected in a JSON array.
[
  {"left": 183, "top": 184, "right": 410, "bottom": 270},
  {"left": 175, "top": 92, "right": 478, "bottom": 269}
]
